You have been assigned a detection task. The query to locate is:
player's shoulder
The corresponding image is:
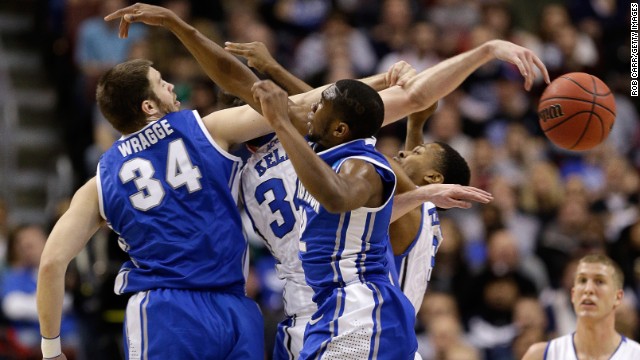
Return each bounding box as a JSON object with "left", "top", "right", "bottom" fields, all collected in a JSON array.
[
  {"left": 521, "top": 341, "right": 549, "bottom": 360},
  {"left": 624, "top": 336, "right": 640, "bottom": 350}
]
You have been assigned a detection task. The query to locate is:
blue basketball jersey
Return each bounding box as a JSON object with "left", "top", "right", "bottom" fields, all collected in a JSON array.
[
  {"left": 297, "top": 137, "right": 397, "bottom": 304},
  {"left": 97, "top": 110, "right": 247, "bottom": 295}
]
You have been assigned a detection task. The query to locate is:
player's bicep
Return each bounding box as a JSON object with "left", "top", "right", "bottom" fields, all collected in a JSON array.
[
  {"left": 43, "top": 178, "right": 104, "bottom": 265},
  {"left": 202, "top": 105, "right": 272, "bottom": 149}
]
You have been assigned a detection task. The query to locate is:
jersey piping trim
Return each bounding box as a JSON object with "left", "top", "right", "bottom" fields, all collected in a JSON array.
[
  {"left": 192, "top": 110, "right": 242, "bottom": 162},
  {"left": 96, "top": 163, "right": 106, "bottom": 220}
]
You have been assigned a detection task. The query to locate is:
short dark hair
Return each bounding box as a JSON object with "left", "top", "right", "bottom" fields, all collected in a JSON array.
[
  {"left": 434, "top": 141, "right": 470, "bottom": 186},
  {"left": 96, "top": 59, "right": 160, "bottom": 134},
  {"left": 331, "top": 79, "right": 384, "bottom": 140}
]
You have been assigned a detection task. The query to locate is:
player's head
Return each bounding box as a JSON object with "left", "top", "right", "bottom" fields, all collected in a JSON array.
[
  {"left": 308, "top": 79, "right": 384, "bottom": 146},
  {"left": 394, "top": 141, "right": 470, "bottom": 187},
  {"left": 97, "top": 59, "right": 180, "bottom": 134},
  {"left": 571, "top": 254, "right": 624, "bottom": 319}
]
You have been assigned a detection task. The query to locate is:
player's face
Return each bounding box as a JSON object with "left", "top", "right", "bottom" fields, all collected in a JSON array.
[
  {"left": 393, "top": 143, "right": 443, "bottom": 185},
  {"left": 307, "top": 86, "right": 338, "bottom": 143},
  {"left": 571, "top": 262, "right": 622, "bottom": 320},
  {"left": 147, "top": 67, "right": 180, "bottom": 115}
]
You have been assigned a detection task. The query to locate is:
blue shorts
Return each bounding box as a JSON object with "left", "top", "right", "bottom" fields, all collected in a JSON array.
[
  {"left": 124, "top": 288, "right": 263, "bottom": 359},
  {"left": 300, "top": 281, "right": 417, "bottom": 360}
]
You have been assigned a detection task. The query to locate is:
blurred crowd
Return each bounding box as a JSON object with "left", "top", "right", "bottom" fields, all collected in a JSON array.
[{"left": 0, "top": 0, "right": 638, "bottom": 359}]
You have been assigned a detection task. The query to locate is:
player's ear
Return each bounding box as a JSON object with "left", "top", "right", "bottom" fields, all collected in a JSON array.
[
  {"left": 614, "top": 288, "right": 623, "bottom": 307},
  {"left": 423, "top": 170, "right": 444, "bottom": 185},
  {"left": 333, "top": 121, "right": 349, "bottom": 138},
  {"left": 142, "top": 99, "right": 158, "bottom": 116}
]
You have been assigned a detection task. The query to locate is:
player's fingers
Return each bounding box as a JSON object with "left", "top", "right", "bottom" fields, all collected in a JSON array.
[
  {"left": 104, "top": 5, "right": 136, "bottom": 21},
  {"left": 118, "top": 17, "right": 130, "bottom": 38},
  {"left": 447, "top": 199, "right": 472, "bottom": 209},
  {"left": 533, "top": 55, "right": 551, "bottom": 84}
]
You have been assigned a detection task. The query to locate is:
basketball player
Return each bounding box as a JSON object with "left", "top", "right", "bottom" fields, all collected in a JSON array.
[
  {"left": 387, "top": 106, "right": 473, "bottom": 314},
  {"left": 101, "top": 4, "right": 549, "bottom": 359},
  {"left": 233, "top": 42, "right": 490, "bottom": 359},
  {"left": 36, "top": 5, "right": 280, "bottom": 359},
  {"left": 522, "top": 254, "right": 640, "bottom": 360},
  {"left": 254, "top": 78, "right": 420, "bottom": 358}
]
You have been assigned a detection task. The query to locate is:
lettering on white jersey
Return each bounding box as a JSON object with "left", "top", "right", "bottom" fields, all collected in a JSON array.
[
  {"left": 254, "top": 147, "right": 289, "bottom": 177},
  {"left": 118, "top": 120, "right": 175, "bottom": 157}
]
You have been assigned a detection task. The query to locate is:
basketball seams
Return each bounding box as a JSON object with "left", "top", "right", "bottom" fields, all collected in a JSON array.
[
  {"left": 559, "top": 75, "right": 612, "bottom": 97},
  {"left": 538, "top": 96, "right": 616, "bottom": 116},
  {"left": 541, "top": 111, "right": 593, "bottom": 132},
  {"left": 568, "top": 75, "right": 598, "bottom": 150}
]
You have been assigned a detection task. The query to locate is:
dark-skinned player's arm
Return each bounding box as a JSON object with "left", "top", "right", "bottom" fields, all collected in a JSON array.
[
  {"left": 104, "top": 3, "right": 261, "bottom": 113},
  {"left": 253, "top": 80, "right": 384, "bottom": 213},
  {"left": 225, "top": 41, "right": 314, "bottom": 95},
  {"left": 404, "top": 102, "right": 438, "bottom": 151}
]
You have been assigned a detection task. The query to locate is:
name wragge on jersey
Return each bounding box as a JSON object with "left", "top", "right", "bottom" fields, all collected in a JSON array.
[
  {"left": 254, "top": 146, "right": 288, "bottom": 177},
  {"left": 117, "top": 120, "right": 174, "bottom": 157},
  {"left": 296, "top": 183, "right": 320, "bottom": 214}
]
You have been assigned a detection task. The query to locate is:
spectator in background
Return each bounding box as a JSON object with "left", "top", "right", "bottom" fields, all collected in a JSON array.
[
  {"left": 539, "top": 257, "right": 579, "bottom": 338},
  {"left": 293, "top": 10, "right": 377, "bottom": 86},
  {"left": 423, "top": 103, "right": 473, "bottom": 161},
  {"left": 376, "top": 20, "right": 441, "bottom": 74},
  {"left": 511, "top": 297, "right": 549, "bottom": 360},
  {"left": 368, "top": 0, "right": 415, "bottom": 59},
  {"left": 1, "top": 225, "right": 78, "bottom": 358},
  {"left": 464, "top": 228, "right": 539, "bottom": 358},
  {"left": 0, "top": 199, "right": 8, "bottom": 271}
]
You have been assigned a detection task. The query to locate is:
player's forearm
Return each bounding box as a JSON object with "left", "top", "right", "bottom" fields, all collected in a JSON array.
[
  {"left": 163, "top": 16, "right": 261, "bottom": 110},
  {"left": 403, "top": 42, "right": 494, "bottom": 111},
  {"left": 263, "top": 62, "right": 313, "bottom": 95},
  {"left": 405, "top": 115, "right": 426, "bottom": 151},
  {"left": 390, "top": 188, "right": 425, "bottom": 222},
  {"left": 37, "top": 259, "right": 67, "bottom": 338},
  {"left": 358, "top": 73, "right": 387, "bottom": 92}
]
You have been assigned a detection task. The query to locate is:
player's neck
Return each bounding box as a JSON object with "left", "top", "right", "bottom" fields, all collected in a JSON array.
[{"left": 574, "top": 317, "right": 621, "bottom": 359}]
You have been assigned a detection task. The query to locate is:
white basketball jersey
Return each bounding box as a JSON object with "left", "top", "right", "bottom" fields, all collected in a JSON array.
[
  {"left": 545, "top": 333, "right": 640, "bottom": 359},
  {"left": 395, "top": 202, "right": 442, "bottom": 313},
  {"left": 241, "top": 136, "right": 316, "bottom": 317}
]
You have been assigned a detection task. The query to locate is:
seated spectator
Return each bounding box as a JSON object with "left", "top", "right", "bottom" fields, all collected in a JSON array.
[{"left": 1, "top": 225, "right": 79, "bottom": 358}]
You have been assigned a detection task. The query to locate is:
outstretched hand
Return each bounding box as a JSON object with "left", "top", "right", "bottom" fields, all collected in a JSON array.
[
  {"left": 487, "top": 40, "right": 551, "bottom": 91},
  {"left": 419, "top": 184, "right": 493, "bottom": 209},
  {"left": 225, "top": 41, "right": 276, "bottom": 73},
  {"left": 104, "top": 3, "right": 177, "bottom": 38},
  {"left": 385, "top": 61, "right": 418, "bottom": 87},
  {"left": 252, "top": 80, "right": 290, "bottom": 128}
]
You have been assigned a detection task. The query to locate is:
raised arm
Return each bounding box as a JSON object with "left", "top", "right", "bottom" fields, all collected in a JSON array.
[
  {"left": 37, "top": 178, "right": 103, "bottom": 359},
  {"left": 381, "top": 39, "right": 550, "bottom": 125},
  {"left": 225, "top": 41, "right": 313, "bottom": 95},
  {"left": 104, "top": 3, "right": 261, "bottom": 112},
  {"left": 405, "top": 102, "right": 438, "bottom": 151}
]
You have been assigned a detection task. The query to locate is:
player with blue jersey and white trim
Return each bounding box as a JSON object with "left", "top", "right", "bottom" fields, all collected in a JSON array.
[
  {"left": 37, "top": 5, "right": 283, "bottom": 359},
  {"left": 523, "top": 254, "right": 640, "bottom": 360},
  {"left": 254, "top": 79, "right": 420, "bottom": 359}
]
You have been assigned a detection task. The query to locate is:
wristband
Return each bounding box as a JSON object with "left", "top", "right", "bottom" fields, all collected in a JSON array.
[{"left": 41, "top": 335, "right": 62, "bottom": 359}]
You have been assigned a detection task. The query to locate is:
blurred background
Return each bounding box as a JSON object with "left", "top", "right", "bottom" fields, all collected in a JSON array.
[{"left": 0, "top": 0, "right": 637, "bottom": 359}]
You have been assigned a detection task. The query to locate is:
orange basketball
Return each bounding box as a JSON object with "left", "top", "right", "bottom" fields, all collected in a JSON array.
[{"left": 537, "top": 72, "right": 616, "bottom": 151}]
